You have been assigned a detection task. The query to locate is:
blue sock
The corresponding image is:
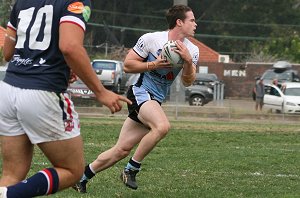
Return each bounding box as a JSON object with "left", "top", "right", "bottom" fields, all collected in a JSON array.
[
  {"left": 7, "top": 168, "right": 59, "bottom": 198},
  {"left": 125, "top": 158, "right": 141, "bottom": 171}
]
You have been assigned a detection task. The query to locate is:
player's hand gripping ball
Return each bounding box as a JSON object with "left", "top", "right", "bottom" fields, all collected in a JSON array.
[{"left": 161, "top": 40, "right": 184, "bottom": 67}]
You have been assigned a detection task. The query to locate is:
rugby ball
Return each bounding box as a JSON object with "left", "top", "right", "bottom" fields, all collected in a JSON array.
[{"left": 161, "top": 40, "right": 184, "bottom": 67}]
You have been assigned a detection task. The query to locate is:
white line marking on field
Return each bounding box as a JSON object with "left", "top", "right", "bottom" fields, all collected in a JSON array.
[
  {"left": 197, "top": 170, "right": 299, "bottom": 178},
  {"left": 234, "top": 146, "right": 298, "bottom": 152},
  {"left": 33, "top": 162, "right": 49, "bottom": 165},
  {"left": 250, "top": 172, "right": 299, "bottom": 178}
]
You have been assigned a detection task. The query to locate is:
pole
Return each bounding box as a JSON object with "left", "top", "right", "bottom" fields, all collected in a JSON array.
[
  {"left": 105, "top": 42, "right": 108, "bottom": 57},
  {"left": 173, "top": 0, "right": 188, "bottom": 5}
]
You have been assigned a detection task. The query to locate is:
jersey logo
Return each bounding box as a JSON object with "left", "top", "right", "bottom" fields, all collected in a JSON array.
[
  {"left": 39, "top": 58, "right": 46, "bottom": 64},
  {"left": 83, "top": 6, "right": 91, "bottom": 22},
  {"left": 136, "top": 38, "right": 145, "bottom": 50},
  {"left": 150, "top": 70, "right": 175, "bottom": 81},
  {"left": 68, "top": 2, "right": 84, "bottom": 14}
]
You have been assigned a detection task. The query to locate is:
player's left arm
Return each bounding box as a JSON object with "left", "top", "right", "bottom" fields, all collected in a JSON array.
[
  {"left": 175, "top": 40, "right": 196, "bottom": 87},
  {"left": 181, "top": 63, "right": 196, "bottom": 87},
  {"left": 3, "top": 27, "right": 16, "bottom": 62}
]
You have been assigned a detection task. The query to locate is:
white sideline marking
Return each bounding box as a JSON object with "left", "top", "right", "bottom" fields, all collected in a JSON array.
[
  {"left": 196, "top": 170, "right": 299, "bottom": 178},
  {"left": 234, "top": 146, "right": 298, "bottom": 152},
  {"left": 33, "top": 162, "right": 49, "bottom": 165},
  {"left": 250, "top": 172, "right": 299, "bottom": 178}
]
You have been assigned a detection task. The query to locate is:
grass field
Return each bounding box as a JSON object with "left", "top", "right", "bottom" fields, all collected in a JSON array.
[{"left": 3, "top": 118, "right": 300, "bottom": 197}]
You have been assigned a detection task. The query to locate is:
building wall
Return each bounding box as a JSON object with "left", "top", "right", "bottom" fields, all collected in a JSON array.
[
  {"left": 0, "top": 26, "right": 6, "bottom": 48},
  {"left": 199, "top": 62, "right": 300, "bottom": 99}
]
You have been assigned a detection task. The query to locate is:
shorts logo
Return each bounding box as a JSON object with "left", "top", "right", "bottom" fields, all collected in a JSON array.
[
  {"left": 68, "top": 2, "right": 84, "bottom": 14},
  {"left": 64, "top": 119, "right": 74, "bottom": 132}
]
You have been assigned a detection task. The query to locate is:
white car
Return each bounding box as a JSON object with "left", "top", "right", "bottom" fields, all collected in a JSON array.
[
  {"left": 91, "top": 59, "right": 132, "bottom": 94},
  {"left": 0, "top": 66, "right": 7, "bottom": 81},
  {"left": 263, "top": 82, "right": 300, "bottom": 113}
]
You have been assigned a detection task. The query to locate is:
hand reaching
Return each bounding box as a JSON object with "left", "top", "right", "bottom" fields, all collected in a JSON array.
[
  {"left": 96, "top": 89, "right": 132, "bottom": 114},
  {"left": 69, "top": 70, "right": 78, "bottom": 84}
]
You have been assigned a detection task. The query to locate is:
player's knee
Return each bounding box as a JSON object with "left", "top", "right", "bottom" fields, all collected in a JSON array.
[
  {"left": 115, "top": 146, "right": 131, "bottom": 159},
  {"left": 154, "top": 121, "right": 171, "bottom": 138},
  {"left": 69, "top": 162, "right": 85, "bottom": 183}
]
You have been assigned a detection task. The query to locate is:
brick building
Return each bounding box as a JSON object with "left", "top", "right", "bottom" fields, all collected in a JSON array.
[
  {"left": 199, "top": 62, "right": 300, "bottom": 99},
  {"left": 188, "top": 37, "right": 220, "bottom": 63},
  {"left": 0, "top": 26, "right": 6, "bottom": 48}
]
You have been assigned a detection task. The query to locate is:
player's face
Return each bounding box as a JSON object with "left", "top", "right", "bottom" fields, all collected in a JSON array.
[{"left": 182, "top": 11, "right": 197, "bottom": 37}]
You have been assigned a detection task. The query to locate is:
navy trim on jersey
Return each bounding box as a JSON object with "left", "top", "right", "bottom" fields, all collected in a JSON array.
[{"left": 135, "top": 73, "right": 144, "bottom": 87}]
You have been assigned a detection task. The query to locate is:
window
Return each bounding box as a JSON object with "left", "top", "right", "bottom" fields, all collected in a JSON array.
[
  {"left": 265, "top": 86, "right": 280, "bottom": 97},
  {"left": 270, "top": 87, "right": 280, "bottom": 96},
  {"left": 92, "top": 61, "right": 116, "bottom": 70},
  {"left": 285, "top": 88, "right": 300, "bottom": 96}
]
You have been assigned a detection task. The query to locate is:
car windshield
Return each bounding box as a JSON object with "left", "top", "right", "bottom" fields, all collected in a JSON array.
[
  {"left": 92, "top": 61, "right": 116, "bottom": 70},
  {"left": 192, "top": 80, "right": 201, "bottom": 85},
  {"left": 196, "top": 73, "right": 218, "bottom": 82},
  {"left": 284, "top": 87, "right": 300, "bottom": 96},
  {"left": 263, "top": 70, "right": 293, "bottom": 81}
]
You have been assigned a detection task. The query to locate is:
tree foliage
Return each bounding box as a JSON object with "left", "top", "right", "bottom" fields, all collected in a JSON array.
[
  {"left": 263, "top": 30, "right": 300, "bottom": 62},
  {"left": 0, "top": 0, "right": 12, "bottom": 27},
  {"left": 88, "top": 0, "right": 300, "bottom": 62},
  {"left": 1, "top": 0, "right": 300, "bottom": 62}
]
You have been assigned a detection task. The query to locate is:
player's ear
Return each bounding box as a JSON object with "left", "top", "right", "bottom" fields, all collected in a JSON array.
[{"left": 176, "top": 19, "right": 183, "bottom": 27}]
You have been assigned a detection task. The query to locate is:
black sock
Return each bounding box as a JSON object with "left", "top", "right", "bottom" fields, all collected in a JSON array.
[{"left": 80, "top": 164, "right": 95, "bottom": 182}]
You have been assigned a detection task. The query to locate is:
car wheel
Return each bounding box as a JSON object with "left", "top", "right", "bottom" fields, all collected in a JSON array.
[{"left": 189, "top": 95, "right": 204, "bottom": 106}]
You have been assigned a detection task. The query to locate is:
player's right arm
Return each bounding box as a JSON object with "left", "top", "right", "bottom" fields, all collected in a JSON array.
[
  {"left": 3, "top": 27, "right": 16, "bottom": 62},
  {"left": 59, "top": 23, "right": 131, "bottom": 113},
  {"left": 124, "top": 49, "right": 169, "bottom": 73}
]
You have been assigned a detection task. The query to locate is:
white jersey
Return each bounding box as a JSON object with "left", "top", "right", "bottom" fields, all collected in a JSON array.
[{"left": 132, "top": 31, "right": 199, "bottom": 102}]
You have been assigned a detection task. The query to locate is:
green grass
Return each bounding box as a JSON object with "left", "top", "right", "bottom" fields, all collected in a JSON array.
[{"left": 3, "top": 118, "right": 300, "bottom": 197}]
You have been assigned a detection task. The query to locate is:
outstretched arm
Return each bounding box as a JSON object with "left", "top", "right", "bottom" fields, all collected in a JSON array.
[
  {"left": 59, "top": 23, "right": 131, "bottom": 113},
  {"left": 3, "top": 28, "right": 16, "bottom": 62}
]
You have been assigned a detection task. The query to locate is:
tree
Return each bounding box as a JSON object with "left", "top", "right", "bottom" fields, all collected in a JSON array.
[
  {"left": 0, "top": 0, "right": 12, "bottom": 27},
  {"left": 263, "top": 30, "right": 300, "bottom": 62},
  {"left": 1, "top": 0, "right": 300, "bottom": 62}
]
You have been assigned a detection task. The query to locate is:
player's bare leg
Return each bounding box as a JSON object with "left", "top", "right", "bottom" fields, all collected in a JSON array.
[
  {"left": 134, "top": 100, "right": 170, "bottom": 161},
  {"left": 73, "top": 118, "right": 149, "bottom": 193},
  {"left": 38, "top": 135, "right": 85, "bottom": 190},
  {"left": 0, "top": 135, "right": 85, "bottom": 197},
  {"left": 121, "top": 100, "right": 170, "bottom": 189},
  {"left": 0, "top": 134, "right": 33, "bottom": 186}
]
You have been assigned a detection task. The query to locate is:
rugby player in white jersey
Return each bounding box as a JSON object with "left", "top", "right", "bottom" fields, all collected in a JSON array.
[{"left": 73, "top": 4, "right": 199, "bottom": 192}]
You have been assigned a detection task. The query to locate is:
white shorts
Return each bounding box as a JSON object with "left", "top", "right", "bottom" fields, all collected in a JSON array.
[{"left": 0, "top": 81, "right": 80, "bottom": 144}]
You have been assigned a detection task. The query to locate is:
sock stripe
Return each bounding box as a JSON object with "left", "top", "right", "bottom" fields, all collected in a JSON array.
[{"left": 40, "top": 169, "right": 53, "bottom": 195}]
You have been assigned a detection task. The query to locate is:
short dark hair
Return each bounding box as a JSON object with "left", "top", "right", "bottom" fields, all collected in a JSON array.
[{"left": 165, "top": 4, "right": 192, "bottom": 29}]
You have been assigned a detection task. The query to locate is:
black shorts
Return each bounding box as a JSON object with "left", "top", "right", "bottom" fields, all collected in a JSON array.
[{"left": 127, "top": 85, "right": 161, "bottom": 123}]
